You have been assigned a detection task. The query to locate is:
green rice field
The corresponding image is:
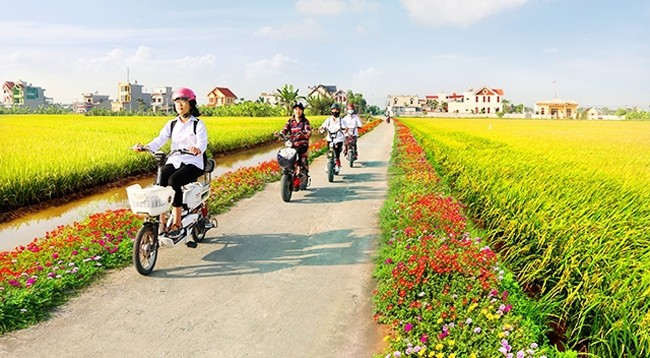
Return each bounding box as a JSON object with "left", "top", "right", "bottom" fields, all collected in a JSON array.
[{"left": 0, "top": 114, "right": 325, "bottom": 213}]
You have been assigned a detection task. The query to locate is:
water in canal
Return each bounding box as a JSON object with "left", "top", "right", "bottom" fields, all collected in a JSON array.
[{"left": 0, "top": 142, "right": 281, "bottom": 252}]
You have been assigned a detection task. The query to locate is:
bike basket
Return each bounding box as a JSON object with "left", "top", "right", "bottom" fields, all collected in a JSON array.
[
  {"left": 126, "top": 184, "right": 174, "bottom": 216},
  {"left": 277, "top": 148, "right": 297, "bottom": 168}
]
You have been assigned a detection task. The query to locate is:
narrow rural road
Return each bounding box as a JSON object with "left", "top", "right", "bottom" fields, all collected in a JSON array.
[{"left": 0, "top": 120, "right": 394, "bottom": 358}]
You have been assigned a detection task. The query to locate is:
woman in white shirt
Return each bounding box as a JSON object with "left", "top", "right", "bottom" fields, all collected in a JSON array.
[
  {"left": 319, "top": 103, "right": 345, "bottom": 173},
  {"left": 133, "top": 87, "right": 208, "bottom": 237}
]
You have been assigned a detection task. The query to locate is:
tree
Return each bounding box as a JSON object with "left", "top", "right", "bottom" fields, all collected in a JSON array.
[
  {"left": 345, "top": 90, "right": 368, "bottom": 113},
  {"left": 275, "top": 84, "right": 305, "bottom": 116},
  {"left": 306, "top": 95, "right": 335, "bottom": 115}
]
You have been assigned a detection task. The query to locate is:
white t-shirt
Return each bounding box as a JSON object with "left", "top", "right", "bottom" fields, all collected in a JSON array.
[
  {"left": 146, "top": 116, "right": 208, "bottom": 170},
  {"left": 320, "top": 116, "right": 345, "bottom": 143},
  {"left": 341, "top": 113, "right": 363, "bottom": 136}
]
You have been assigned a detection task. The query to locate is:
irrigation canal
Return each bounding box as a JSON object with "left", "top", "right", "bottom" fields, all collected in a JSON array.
[{"left": 0, "top": 141, "right": 283, "bottom": 252}]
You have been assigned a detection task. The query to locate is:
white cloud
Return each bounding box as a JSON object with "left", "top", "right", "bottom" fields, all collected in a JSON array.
[
  {"left": 354, "top": 66, "right": 380, "bottom": 81},
  {"left": 245, "top": 54, "right": 298, "bottom": 80},
  {"left": 296, "top": 0, "right": 346, "bottom": 15},
  {"left": 295, "top": 0, "right": 380, "bottom": 16},
  {"left": 399, "top": 0, "right": 528, "bottom": 28},
  {"left": 77, "top": 46, "right": 216, "bottom": 72},
  {"left": 254, "top": 19, "right": 325, "bottom": 38}
]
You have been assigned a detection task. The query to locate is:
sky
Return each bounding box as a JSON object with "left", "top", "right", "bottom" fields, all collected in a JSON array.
[{"left": 1, "top": 0, "right": 649, "bottom": 109}]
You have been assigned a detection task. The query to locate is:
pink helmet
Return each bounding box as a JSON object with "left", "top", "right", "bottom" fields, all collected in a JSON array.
[{"left": 172, "top": 87, "right": 196, "bottom": 101}]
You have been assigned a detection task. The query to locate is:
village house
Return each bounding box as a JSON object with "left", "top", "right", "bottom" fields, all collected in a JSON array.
[
  {"left": 207, "top": 87, "right": 237, "bottom": 107},
  {"left": 111, "top": 81, "right": 151, "bottom": 112},
  {"left": 2, "top": 80, "right": 50, "bottom": 109},
  {"left": 73, "top": 92, "right": 111, "bottom": 113},
  {"left": 386, "top": 95, "right": 421, "bottom": 116},
  {"left": 150, "top": 86, "right": 173, "bottom": 114},
  {"left": 258, "top": 92, "right": 280, "bottom": 106},
  {"left": 388, "top": 86, "right": 504, "bottom": 117},
  {"left": 534, "top": 98, "right": 578, "bottom": 119},
  {"left": 307, "top": 84, "right": 347, "bottom": 103}
]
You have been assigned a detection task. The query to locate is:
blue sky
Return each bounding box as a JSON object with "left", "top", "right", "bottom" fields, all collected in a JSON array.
[{"left": 1, "top": 0, "right": 649, "bottom": 109}]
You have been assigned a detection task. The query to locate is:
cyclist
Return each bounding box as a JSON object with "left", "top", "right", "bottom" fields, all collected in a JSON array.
[
  {"left": 133, "top": 87, "right": 208, "bottom": 238},
  {"left": 277, "top": 102, "right": 312, "bottom": 188},
  {"left": 341, "top": 103, "right": 363, "bottom": 159},
  {"left": 319, "top": 103, "right": 345, "bottom": 174}
]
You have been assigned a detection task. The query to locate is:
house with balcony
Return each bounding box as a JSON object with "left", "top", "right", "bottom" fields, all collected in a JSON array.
[
  {"left": 446, "top": 86, "right": 504, "bottom": 115},
  {"left": 386, "top": 95, "right": 421, "bottom": 116},
  {"left": 111, "top": 81, "right": 151, "bottom": 112},
  {"left": 2, "top": 80, "right": 50, "bottom": 109},
  {"left": 151, "top": 86, "right": 173, "bottom": 114},
  {"left": 73, "top": 92, "right": 111, "bottom": 113},
  {"left": 207, "top": 87, "right": 237, "bottom": 107}
]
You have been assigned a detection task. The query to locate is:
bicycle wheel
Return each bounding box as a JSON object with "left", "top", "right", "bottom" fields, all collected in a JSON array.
[
  {"left": 133, "top": 225, "right": 158, "bottom": 275},
  {"left": 280, "top": 173, "right": 293, "bottom": 202}
]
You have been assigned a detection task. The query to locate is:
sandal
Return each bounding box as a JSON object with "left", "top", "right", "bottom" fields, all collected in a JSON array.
[{"left": 166, "top": 223, "right": 182, "bottom": 238}]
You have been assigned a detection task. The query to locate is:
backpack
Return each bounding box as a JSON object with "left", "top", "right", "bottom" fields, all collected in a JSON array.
[{"left": 170, "top": 118, "right": 209, "bottom": 169}]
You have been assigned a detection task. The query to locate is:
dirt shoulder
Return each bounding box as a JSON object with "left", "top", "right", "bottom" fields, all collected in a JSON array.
[{"left": 0, "top": 121, "right": 394, "bottom": 358}]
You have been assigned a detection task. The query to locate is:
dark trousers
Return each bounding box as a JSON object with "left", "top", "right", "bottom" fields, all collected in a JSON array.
[
  {"left": 332, "top": 142, "right": 343, "bottom": 160},
  {"left": 160, "top": 164, "right": 204, "bottom": 207}
]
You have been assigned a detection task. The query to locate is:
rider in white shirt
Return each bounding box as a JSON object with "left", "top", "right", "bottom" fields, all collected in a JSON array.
[
  {"left": 319, "top": 103, "right": 345, "bottom": 173},
  {"left": 341, "top": 103, "right": 363, "bottom": 159}
]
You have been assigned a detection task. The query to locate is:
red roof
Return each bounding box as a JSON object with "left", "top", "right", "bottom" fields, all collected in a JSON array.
[{"left": 209, "top": 87, "right": 238, "bottom": 98}]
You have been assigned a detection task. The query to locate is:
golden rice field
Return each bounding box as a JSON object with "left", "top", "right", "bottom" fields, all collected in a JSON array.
[
  {"left": 400, "top": 117, "right": 650, "bottom": 357},
  {"left": 0, "top": 114, "right": 325, "bottom": 213}
]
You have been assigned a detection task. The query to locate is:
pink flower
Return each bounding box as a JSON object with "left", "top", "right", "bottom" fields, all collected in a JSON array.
[
  {"left": 404, "top": 323, "right": 413, "bottom": 332},
  {"left": 420, "top": 334, "right": 428, "bottom": 343}
]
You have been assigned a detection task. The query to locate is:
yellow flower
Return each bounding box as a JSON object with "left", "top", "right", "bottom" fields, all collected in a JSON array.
[
  {"left": 447, "top": 340, "right": 455, "bottom": 347},
  {"left": 436, "top": 353, "right": 444, "bottom": 358},
  {"left": 428, "top": 352, "right": 436, "bottom": 358},
  {"left": 469, "top": 353, "right": 477, "bottom": 358},
  {"left": 449, "top": 354, "right": 456, "bottom": 358},
  {"left": 383, "top": 335, "right": 391, "bottom": 342},
  {"left": 481, "top": 308, "right": 488, "bottom": 315},
  {"left": 498, "top": 332, "right": 505, "bottom": 338},
  {"left": 418, "top": 347, "right": 427, "bottom": 356},
  {"left": 435, "top": 343, "right": 444, "bottom": 351},
  {"left": 437, "top": 318, "right": 443, "bottom": 324}
]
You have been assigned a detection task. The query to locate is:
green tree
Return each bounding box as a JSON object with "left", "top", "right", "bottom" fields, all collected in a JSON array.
[
  {"left": 306, "top": 95, "right": 335, "bottom": 115},
  {"left": 345, "top": 90, "right": 368, "bottom": 113},
  {"left": 275, "top": 84, "right": 305, "bottom": 116}
]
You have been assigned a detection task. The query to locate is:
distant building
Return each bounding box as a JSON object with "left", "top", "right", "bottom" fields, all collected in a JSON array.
[
  {"left": 306, "top": 84, "right": 348, "bottom": 104},
  {"left": 111, "top": 81, "right": 152, "bottom": 112},
  {"left": 308, "top": 84, "right": 337, "bottom": 99},
  {"left": 386, "top": 95, "right": 421, "bottom": 116},
  {"left": 151, "top": 86, "right": 173, "bottom": 114},
  {"left": 73, "top": 92, "right": 111, "bottom": 113},
  {"left": 534, "top": 98, "right": 578, "bottom": 119},
  {"left": 207, "top": 87, "right": 237, "bottom": 107},
  {"left": 258, "top": 92, "right": 280, "bottom": 105},
  {"left": 428, "top": 86, "right": 504, "bottom": 115},
  {"left": 2, "top": 80, "right": 51, "bottom": 109}
]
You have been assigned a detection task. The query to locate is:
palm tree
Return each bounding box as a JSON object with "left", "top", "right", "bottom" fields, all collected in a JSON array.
[
  {"left": 306, "top": 95, "right": 335, "bottom": 115},
  {"left": 275, "top": 84, "right": 305, "bottom": 116}
]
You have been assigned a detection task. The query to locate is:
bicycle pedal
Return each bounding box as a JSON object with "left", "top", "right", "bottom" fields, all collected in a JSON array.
[{"left": 186, "top": 241, "right": 198, "bottom": 248}]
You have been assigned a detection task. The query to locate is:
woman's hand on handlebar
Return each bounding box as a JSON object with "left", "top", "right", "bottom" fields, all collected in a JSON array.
[
  {"left": 188, "top": 146, "right": 201, "bottom": 156},
  {"left": 132, "top": 144, "right": 149, "bottom": 152}
]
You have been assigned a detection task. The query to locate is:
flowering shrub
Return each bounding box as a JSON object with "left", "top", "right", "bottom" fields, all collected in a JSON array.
[{"left": 373, "top": 121, "right": 567, "bottom": 357}]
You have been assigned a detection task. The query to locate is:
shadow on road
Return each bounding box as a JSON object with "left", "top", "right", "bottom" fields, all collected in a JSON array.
[
  {"left": 150, "top": 229, "right": 375, "bottom": 278},
  {"left": 290, "top": 185, "right": 385, "bottom": 204}
]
